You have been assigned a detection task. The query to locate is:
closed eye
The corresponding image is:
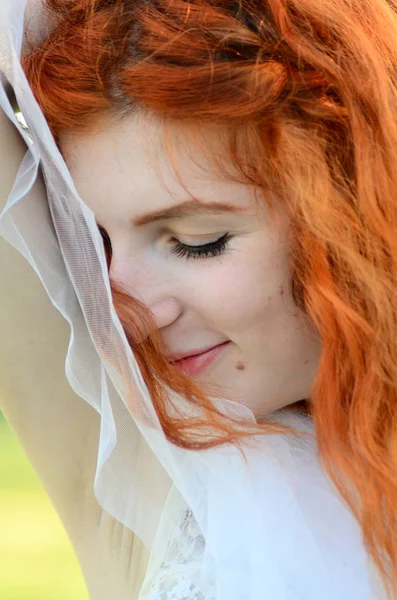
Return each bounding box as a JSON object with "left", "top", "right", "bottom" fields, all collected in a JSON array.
[
  {"left": 97, "top": 223, "right": 231, "bottom": 263},
  {"left": 170, "top": 233, "right": 231, "bottom": 260}
]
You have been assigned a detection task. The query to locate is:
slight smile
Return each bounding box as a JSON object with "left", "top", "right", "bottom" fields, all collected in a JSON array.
[{"left": 171, "top": 341, "right": 231, "bottom": 377}]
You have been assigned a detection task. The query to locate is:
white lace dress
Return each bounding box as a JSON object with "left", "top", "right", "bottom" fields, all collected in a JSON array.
[{"left": 136, "top": 413, "right": 386, "bottom": 600}]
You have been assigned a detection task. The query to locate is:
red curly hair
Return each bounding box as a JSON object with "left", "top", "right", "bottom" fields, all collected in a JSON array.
[{"left": 23, "top": 0, "right": 397, "bottom": 595}]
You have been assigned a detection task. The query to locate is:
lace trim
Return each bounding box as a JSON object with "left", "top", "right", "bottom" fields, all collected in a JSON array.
[
  {"left": 144, "top": 564, "right": 210, "bottom": 600},
  {"left": 140, "top": 501, "right": 215, "bottom": 600}
]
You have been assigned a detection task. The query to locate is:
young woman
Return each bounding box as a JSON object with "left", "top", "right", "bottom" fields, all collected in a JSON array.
[{"left": 1, "top": 0, "right": 397, "bottom": 598}]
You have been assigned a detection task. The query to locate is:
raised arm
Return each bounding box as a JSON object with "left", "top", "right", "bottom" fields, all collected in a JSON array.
[
  {"left": 0, "top": 107, "right": 148, "bottom": 599},
  {"left": 0, "top": 104, "right": 101, "bottom": 540}
]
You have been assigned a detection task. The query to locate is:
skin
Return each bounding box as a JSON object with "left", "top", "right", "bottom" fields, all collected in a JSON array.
[
  {"left": 60, "top": 112, "right": 321, "bottom": 419},
  {"left": 0, "top": 102, "right": 149, "bottom": 600}
]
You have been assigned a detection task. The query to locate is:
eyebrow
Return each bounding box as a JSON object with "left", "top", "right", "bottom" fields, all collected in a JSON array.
[{"left": 132, "top": 198, "right": 246, "bottom": 226}]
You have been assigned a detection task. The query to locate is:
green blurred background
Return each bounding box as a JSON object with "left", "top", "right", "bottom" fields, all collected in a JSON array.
[{"left": 0, "top": 411, "right": 88, "bottom": 600}]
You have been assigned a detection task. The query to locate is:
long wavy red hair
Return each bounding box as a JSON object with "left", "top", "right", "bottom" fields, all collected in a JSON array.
[{"left": 23, "top": 0, "right": 397, "bottom": 595}]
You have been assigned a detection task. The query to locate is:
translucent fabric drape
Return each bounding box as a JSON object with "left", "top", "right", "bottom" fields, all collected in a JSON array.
[{"left": 0, "top": 2, "right": 383, "bottom": 598}]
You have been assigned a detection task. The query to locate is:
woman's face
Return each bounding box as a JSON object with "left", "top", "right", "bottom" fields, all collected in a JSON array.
[{"left": 60, "top": 113, "right": 321, "bottom": 418}]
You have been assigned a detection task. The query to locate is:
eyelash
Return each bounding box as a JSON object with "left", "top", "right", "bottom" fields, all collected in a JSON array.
[
  {"left": 97, "top": 225, "right": 231, "bottom": 262},
  {"left": 170, "top": 233, "right": 231, "bottom": 260}
]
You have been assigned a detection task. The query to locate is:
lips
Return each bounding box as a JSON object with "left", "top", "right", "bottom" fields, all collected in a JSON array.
[{"left": 168, "top": 341, "right": 230, "bottom": 377}]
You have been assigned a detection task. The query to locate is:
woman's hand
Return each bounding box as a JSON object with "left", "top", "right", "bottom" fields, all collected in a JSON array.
[{"left": 23, "top": 0, "right": 56, "bottom": 49}]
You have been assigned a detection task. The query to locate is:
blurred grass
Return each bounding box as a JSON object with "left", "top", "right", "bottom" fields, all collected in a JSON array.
[{"left": 0, "top": 412, "right": 89, "bottom": 600}]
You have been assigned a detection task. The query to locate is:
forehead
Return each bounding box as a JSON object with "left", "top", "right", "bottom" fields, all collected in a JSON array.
[{"left": 59, "top": 113, "right": 258, "bottom": 219}]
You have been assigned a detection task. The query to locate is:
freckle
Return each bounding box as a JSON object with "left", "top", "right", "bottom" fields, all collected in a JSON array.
[
  {"left": 304, "top": 359, "right": 309, "bottom": 365},
  {"left": 236, "top": 361, "right": 245, "bottom": 371}
]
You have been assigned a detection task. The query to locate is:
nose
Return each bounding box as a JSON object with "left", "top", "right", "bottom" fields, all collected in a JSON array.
[
  {"left": 143, "top": 297, "right": 183, "bottom": 331},
  {"left": 109, "top": 252, "right": 183, "bottom": 332}
]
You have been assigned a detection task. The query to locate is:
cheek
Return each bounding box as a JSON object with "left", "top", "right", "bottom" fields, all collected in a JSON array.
[{"left": 185, "top": 235, "right": 293, "bottom": 333}]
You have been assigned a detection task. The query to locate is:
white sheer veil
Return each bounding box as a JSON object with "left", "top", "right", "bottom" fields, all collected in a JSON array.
[{"left": 0, "top": 1, "right": 385, "bottom": 598}]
